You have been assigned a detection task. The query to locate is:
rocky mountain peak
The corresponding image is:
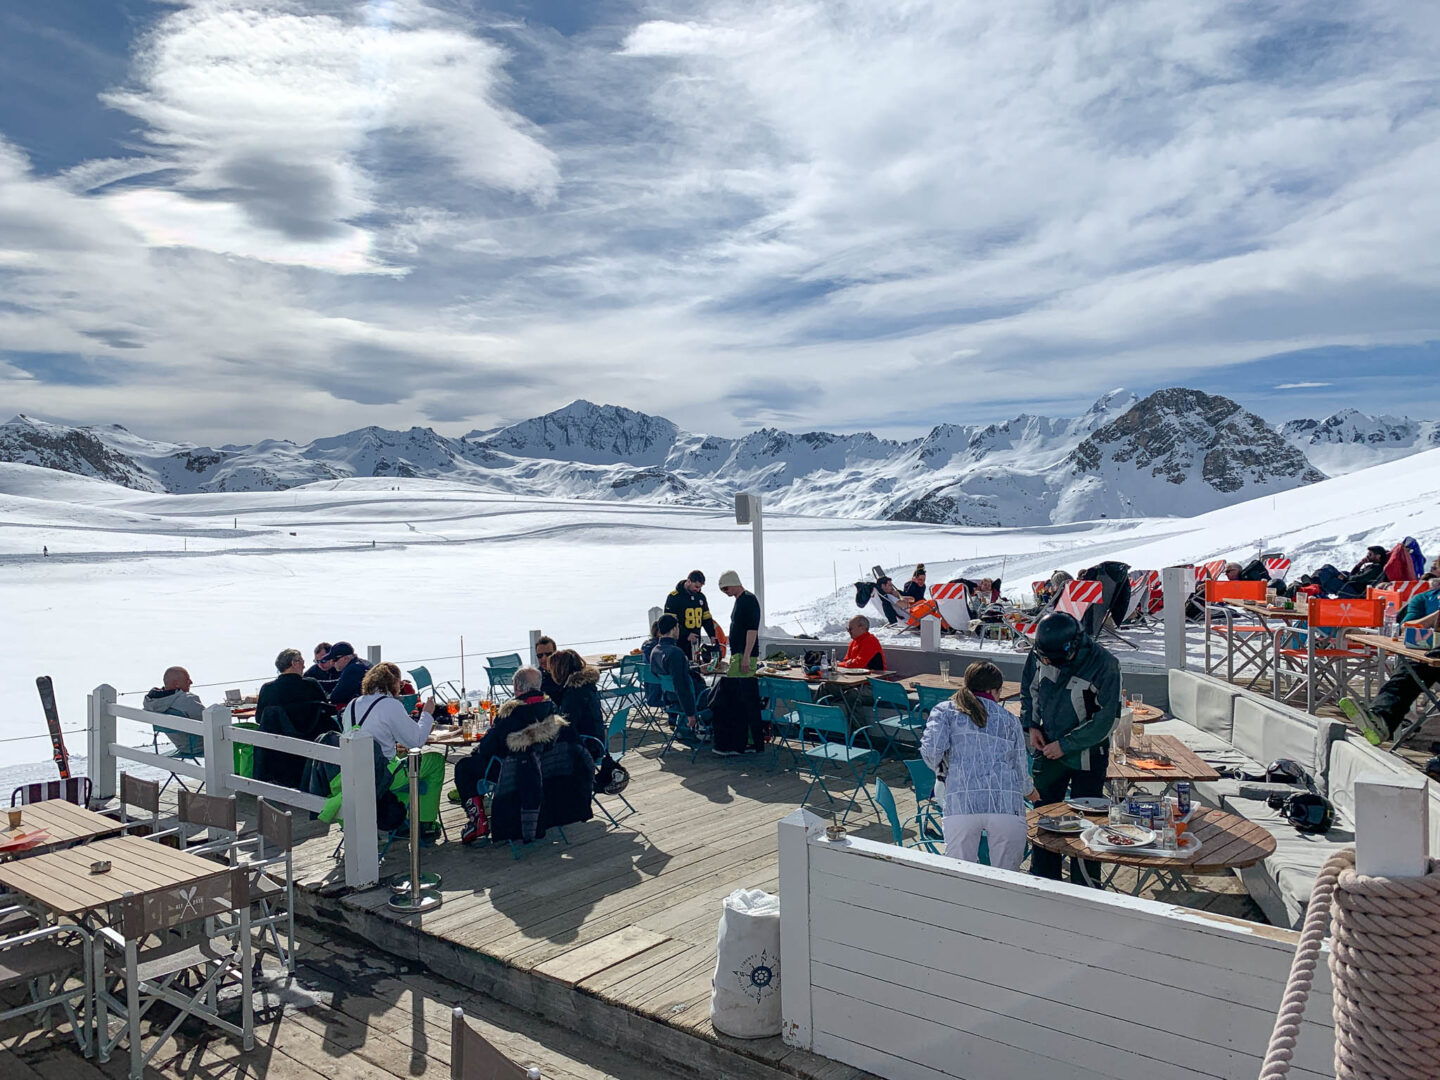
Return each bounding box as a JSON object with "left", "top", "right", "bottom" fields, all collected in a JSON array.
[{"left": 477, "top": 400, "right": 680, "bottom": 466}]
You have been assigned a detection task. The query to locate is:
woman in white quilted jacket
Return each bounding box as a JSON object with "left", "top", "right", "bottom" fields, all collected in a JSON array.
[{"left": 919, "top": 661, "right": 1039, "bottom": 871}]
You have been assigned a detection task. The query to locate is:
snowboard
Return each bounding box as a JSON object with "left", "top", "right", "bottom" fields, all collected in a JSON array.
[{"left": 35, "top": 675, "right": 71, "bottom": 779}]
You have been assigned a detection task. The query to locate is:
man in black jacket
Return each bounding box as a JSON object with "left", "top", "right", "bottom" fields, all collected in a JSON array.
[
  {"left": 664, "top": 570, "right": 718, "bottom": 659},
  {"left": 304, "top": 642, "right": 342, "bottom": 699},
  {"left": 255, "top": 648, "right": 337, "bottom": 788},
  {"left": 324, "top": 641, "right": 370, "bottom": 710}
]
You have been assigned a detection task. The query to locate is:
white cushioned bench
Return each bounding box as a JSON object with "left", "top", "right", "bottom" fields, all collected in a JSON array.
[{"left": 1158, "top": 668, "right": 1433, "bottom": 929}]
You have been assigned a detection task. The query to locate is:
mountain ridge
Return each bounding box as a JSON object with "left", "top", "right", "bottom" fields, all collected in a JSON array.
[{"left": 3, "top": 392, "right": 1435, "bottom": 526}]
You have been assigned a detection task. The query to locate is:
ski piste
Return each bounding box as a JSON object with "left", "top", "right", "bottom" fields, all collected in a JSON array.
[{"left": 36, "top": 675, "right": 71, "bottom": 779}]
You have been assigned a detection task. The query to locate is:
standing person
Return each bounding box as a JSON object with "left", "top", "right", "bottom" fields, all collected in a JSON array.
[
  {"left": 714, "top": 571, "right": 765, "bottom": 754},
  {"left": 920, "top": 662, "right": 1039, "bottom": 871},
  {"left": 534, "top": 636, "right": 562, "bottom": 702},
  {"left": 902, "top": 565, "right": 928, "bottom": 603},
  {"left": 305, "top": 642, "right": 341, "bottom": 699},
  {"left": 1020, "top": 611, "right": 1120, "bottom": 884},
  {"left": 255, "top": 648, "right": 336, "bottom": 788},
  {"left": 664, "top": 570, "right": 718, "bottom": 659},
  {"left": 323, "top": 642, "right": 370, "bottom": 711}
]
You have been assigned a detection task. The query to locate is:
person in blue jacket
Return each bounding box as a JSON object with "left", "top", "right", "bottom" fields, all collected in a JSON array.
[{"left": 649, "top": 615, "right": 711, "bottom": 734}]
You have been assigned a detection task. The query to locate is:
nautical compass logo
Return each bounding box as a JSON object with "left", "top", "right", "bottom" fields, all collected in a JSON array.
[{"left": 731, "top": 948, "right": 779, "bottom": 1003}]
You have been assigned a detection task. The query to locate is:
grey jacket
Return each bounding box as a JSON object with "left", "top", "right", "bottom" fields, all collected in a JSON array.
[
  {"left": 1018, "top": 635, "right": 1120, "bottom": 770},
  {"left": 143, "top": 687, "right": 204, "bottom": 720}
]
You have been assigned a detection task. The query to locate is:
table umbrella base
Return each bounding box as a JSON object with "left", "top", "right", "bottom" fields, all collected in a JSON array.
[
  {"left": 389, "top": 871, "right": 441, "bottom": 894},
  {"left": 388, "top": 891, "right": 443, "bottom": 914}
]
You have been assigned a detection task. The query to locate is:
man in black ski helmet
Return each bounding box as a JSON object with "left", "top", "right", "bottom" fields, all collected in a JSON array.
[{"left": 1020, "top": 611, "right": 1121, "bottom": 884}]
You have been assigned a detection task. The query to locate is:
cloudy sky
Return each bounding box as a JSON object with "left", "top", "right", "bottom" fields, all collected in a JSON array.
[{"left": 2, "top": 0, "right": 1438, "bottom": 443}]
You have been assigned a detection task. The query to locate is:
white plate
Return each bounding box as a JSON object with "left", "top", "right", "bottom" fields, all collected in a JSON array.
[
  {"left": 1066, "top": 797, "right": 1112, "bottom": 814},
  {"left": 1082, "top": 825, "right": 1203, "bottom": 859},
  {"left": 1037, "top": 816, "right": 1086, "bottom": 834}
]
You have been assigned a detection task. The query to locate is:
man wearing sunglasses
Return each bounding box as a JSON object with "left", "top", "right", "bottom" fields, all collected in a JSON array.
[
  {"left": 1020, "top": 611, "right": 1121, "bottom": 884},
  {"left": 535, "top": 636, "right": 562, "bottom": 703}
]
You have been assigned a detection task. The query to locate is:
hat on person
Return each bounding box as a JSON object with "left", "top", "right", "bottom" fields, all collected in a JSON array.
[
  {"left": 717, "top": 569, "right": 743, "bottom": 590},
  {"left": 322, "top": 641, "right": 355, "bottom": 662}
]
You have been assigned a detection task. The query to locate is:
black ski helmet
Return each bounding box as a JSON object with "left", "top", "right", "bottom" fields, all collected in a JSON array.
[{"left": 1034, "top": 612, "right": 1083, "bottom": 665}]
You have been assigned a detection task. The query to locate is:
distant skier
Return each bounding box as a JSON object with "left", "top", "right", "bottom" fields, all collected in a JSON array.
[{"left": 42, "top": 545, "right": 47, "bottom": 557}]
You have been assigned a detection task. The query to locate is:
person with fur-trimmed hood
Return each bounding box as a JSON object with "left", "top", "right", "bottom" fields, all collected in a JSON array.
[
  {"left": 453, "top": 666, "right": 593, "bottom": 844},
  {"left": 548, "top": 649, "right": 604, "bottom": 744}
]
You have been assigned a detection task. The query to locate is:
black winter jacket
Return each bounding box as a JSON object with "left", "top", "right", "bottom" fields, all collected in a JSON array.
[{"left": 557, "top": 666, "right": 605, "bottom": 745}]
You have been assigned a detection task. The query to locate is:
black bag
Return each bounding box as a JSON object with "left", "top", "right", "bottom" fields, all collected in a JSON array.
[
  {"left": 854, "top": 581, "right": 876, "bottom": 608},
  {"left": 596, "top": 754, "right": 630, "bottom": 795},
  {"left": 1264, "top": 758, "right": 1316, "bottom": 791},
  {"left": 1266, "top": 791, "right": 1334, "bottom": 834}
]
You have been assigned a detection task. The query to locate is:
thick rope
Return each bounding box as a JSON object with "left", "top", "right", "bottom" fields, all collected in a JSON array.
[{"left": 1259, "top": 849, "right": 1440, "bottom": 1079}]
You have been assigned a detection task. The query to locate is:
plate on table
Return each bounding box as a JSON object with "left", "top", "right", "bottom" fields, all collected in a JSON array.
[
  {"left": 1089, "top": 823, "right": 1156, "bottom": 848},
  {"left": 1037, "top": 815, "right": 1086, "bottom": 834},
  {"left": 1065, "top": 797, "right": 1112, "bottom": 815}
]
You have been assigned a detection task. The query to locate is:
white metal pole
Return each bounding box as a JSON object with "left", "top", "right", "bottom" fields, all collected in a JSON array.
[
  {"left": 752, "top": 494, "right": 766, "bottom": 629},
  {"left": 1162, "top": 566, "right": 1189, "bottom": 671}
]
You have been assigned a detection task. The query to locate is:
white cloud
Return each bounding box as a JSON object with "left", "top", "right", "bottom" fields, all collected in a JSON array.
[
  {"left": 3, "top": 0, "right": 1440, "bottom": 441},
  {"left": 1275, "top": 382, "right": 1333, "bottom": 390}
]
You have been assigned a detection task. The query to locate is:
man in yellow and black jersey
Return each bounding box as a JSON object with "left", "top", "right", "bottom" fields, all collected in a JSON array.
[{"left": 664, "top": 570, "right": 718, "bottom": 659}]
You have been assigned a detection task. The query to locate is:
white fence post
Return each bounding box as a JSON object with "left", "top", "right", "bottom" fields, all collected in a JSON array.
[
  {"left": 202, "top": 704, "right": 233, "bottom": 796},
  {"left": 919, "top": 614, "right": 941, "bottom": 652},
  {"left": 778, "top": 808, "right": 824, "bottom": 1050},
  {"left": 1162, "top": 566, "right": 1189, "bottom": 670},
  {"left": 529, "top": 629, "right": 542, "bottom": 667},
  {"left": 339, "top": 729, "right": 380, "bottom": 888},
  {"left": 88, "top": 684, "right": 118, "bottom": 804},
  {"left": 1355, "top": 772, "right": 1430, "bottom": 879}
]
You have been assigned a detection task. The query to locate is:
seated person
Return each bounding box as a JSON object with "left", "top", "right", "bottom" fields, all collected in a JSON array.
[
  {"left": 1343, "top": 581, "right": 1440, "bottom": 745},
  {"left": 255, "top": 648, "right": 337, "bottom": 788},
  {"left": 1340, "top": 546, "right": 1390, "bottom": 596},
  {"left": 874, "top": 576, "right": 914, "bottom": 623},
  {"left": 341, "top": 662, "right": 442, "bottom": 837},
  {"left": 640, "top": 622, "right": 664, "bottom": 707},
  {"left": 453, "top": 667, "right": 592, "bottom": 844},
  {"left": 548, "top": 649, "right": 604, "bottom": 744},
  {"left": 837, "top": 615, "right": 886, "bottom": 671},
  {"left": 143, "top": 665, "right": 206, "bottom": 757},
  {"left": 649, "top": 614, "right": 712, "bottom": 733},
  {"left": 535, "top": 635, "right": 563, "bottom": 702},
  {"left": 902, "top": 565, "right": 928, "bottom": 603}
]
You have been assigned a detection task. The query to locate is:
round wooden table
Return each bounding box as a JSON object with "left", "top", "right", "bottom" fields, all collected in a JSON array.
[
  {"left": 1027, "top": 802, "right": 1277, "bottom": 894},
  {"left": 1127, "top": 702, "right": 1164, "bottom": 724}
]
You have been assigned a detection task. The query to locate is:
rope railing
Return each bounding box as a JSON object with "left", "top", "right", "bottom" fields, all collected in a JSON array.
[{"left": 1259, "top": 848, "right": 1440, "bottom": 1079}]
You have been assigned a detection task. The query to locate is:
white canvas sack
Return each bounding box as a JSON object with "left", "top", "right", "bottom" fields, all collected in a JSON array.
[{"left": 710, "top": 887, "right": 782, "bottom": 1038}]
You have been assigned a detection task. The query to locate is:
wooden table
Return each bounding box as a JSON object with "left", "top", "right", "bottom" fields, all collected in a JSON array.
[
  {"left": 1236, "top": 600, "right": 1309, "bottom": 623},
  {"left": 757, "top": 666, "right": 894, "bottom": 689},
  {"left": 1125, "top": 702, "right": 1165, "bottom": 724},
  {"left": 1027, "top": 802, "right": 1276, "bottom": 894},
  {"left": 0, "top": 799, "right": 124, "bottom": 859},
  {"left": 583, "top": 653, "right": 625, "bottom": 672},
  {"left": 1108, "top": 734, "right": 1220, "bottom": 790},
  {"left": 901, "top": 674, "right": 1021, "bottom": 700},
  {"left": 0, "top": 835, "right": 230, "bottom": 920},
  {"left": 1349, "top": 633, "right": 1440, "bottom": 750}
]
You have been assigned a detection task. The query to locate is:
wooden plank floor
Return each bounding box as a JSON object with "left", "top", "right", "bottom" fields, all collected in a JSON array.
[
  {"left": 1, "top": 923, "right": 675, "bottom": 1080},
  {"left": 283, "top": 715, "right": 1264, "bottom": 1078}
]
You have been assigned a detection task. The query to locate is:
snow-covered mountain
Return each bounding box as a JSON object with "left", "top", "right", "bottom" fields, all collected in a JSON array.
[
  {"left": 1281, "top": 409, "right": 1440, "bottom": 476},
  {"left": 4, "top": 389, "right": 1431, "bottom": 525}
]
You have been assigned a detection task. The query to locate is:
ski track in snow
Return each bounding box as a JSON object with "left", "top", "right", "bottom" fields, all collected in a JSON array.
[{"left": 4, "top": 449, "right": 1439, "bottom": 767}]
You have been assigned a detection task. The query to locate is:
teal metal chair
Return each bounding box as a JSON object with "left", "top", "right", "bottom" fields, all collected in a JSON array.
[
  {"left": 581, "top": 729, "right": 636, "bottom": 826},
  {"left": 484, "top": 653, "right": 523, "bottom": 701},
  {"left": 902, "top": 759, "right": 943, "bottom": 853},
  {"left": 867, "top": 677, "right": 923, "bottom": 760},
  {"left": 408, "top": 665, "right": 459, "bottom": 704},
  {"left": 915, "top": 684, "right": 953, "bottom": 718},
  {"left": 656, "top": 674, "right": 710, "bottom": 761},
  {"left": 634, "top": 666, "right": 670, "bottom": 743},
  {"left": 875, "top": 778, "right": 909, "bottom": 846},
  {"left": 795, "top": 702, "right": 880, "bottom": 822},
  {"left": 758, "top": 676, "right": 806, "bottom": 770},
  {"left": 599, "top": 655, "right": 644, "bottom": 716}
]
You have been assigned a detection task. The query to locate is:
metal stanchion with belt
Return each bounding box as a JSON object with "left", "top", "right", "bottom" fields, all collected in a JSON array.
[{"left": 389, "top": 748, "right": 442, "bottom": 914}]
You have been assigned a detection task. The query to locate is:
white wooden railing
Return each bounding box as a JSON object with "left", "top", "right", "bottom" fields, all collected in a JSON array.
[
  {"left": 777, "top": 808, "right": 1339, "bottom": 1080},
  {"left": 86, "top": 683, "right": 380, "bottom": 887}
]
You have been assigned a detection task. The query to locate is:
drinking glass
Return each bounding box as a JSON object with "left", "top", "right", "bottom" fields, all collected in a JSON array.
[
  {"left": 447, "top": 699, "right": 459, "bottom": 717},
  {"left": 938, "top": 661, "right": 950, "bottom": 684},
  {"left": 1130, "top": 693, "right": 1143, "bottom": 708}
]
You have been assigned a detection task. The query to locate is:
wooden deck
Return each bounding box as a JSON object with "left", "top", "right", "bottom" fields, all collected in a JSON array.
[
  {"left": 1, "top": 923, "right": 678, "bottom": 1080},
  {"left": 282, "top": 718, "right": 1264, "bottom": 1079}
]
